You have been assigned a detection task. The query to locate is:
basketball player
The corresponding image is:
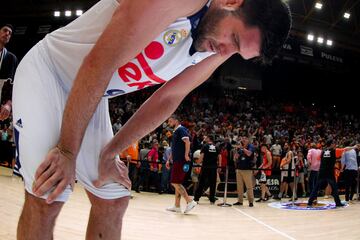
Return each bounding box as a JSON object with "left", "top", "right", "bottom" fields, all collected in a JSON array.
[
  {"left": 166, "top": 115, "right": 196, "bottom": 213},
  {"left": 13, "top": 0, "right": 291, "bottom": 239}
]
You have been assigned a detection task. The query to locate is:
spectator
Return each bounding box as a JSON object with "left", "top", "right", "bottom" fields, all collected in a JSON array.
[
  {"left": 147, "top": 139, "right": 160, "bottom": 192},
  {"left": 189, "top": 149, "right": 201, "bottom": 196},
  {"left": 233, "top": 136, "right": 255, "bottom": 207},
  {"left": 270, "top": 139, "right": 282, "bottom": 169},
  {"left": 341, "top": 142, "right": 359, "bottom": 202},
  {"left": 120, "top": 141, "right": 140, "bottom": 192},
  {"left": 160, "top": 141, "right": 171, "bottom": 194},
  {"left": 295, "top": 151, "right": 307, "bottom": 197},
  {"left": 307, "top": 143, "right": 322, "bottom": 196},
  {"left": 0, "top": 24, "right": 18, "bottom": 121}
]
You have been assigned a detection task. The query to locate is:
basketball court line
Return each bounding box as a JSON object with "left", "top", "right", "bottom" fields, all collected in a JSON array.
[{"left": 232, "top": 207, "right": 297, "bottom": 240}]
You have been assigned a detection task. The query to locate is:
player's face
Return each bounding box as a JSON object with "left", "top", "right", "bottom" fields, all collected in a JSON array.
[
  {"left": 168, "top": 118, "right": 176, "bottom": 128},
  {"left": 261, "top": 146, "right": 266, "bottom": 153},
  {"left": 0, "top": 26, "right": 12, "bottom": 45},
  {"left": 284, "top": 143, "right": 289, "bottom": 150},
  {"left": 194, "top": 9, "right": 261, "bottom": 59}
]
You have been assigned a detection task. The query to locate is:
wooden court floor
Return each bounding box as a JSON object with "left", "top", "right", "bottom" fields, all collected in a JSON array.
[{"left": 1, "top": 166, "right": 360, "bottom": 240}]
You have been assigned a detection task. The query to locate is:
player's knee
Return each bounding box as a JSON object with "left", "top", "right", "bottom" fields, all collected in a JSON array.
[
  {"left": 87, "top": 192, "right": 129, "bottom": 217},
  {"left": 24, "top": 191, "right": 63, "bottom": 220}
]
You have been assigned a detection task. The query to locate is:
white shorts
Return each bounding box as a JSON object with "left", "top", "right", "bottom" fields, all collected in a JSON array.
[{"left": 12, "top": 42, "right": 130, "bottom": 202}]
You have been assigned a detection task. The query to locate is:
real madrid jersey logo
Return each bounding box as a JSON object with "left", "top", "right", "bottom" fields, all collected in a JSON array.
[{"left": 163, "top": 30, "right": 183, "bottom": 47}]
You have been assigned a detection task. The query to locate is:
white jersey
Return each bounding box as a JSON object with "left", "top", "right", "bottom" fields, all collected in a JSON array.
[{"left": 42, "top": 0, "right": 213, "bottom": 98}]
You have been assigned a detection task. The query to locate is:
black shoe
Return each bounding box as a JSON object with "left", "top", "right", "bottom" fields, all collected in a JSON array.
[
  {"left": 307, "top": 203, "right": 313, "bottom": 207},
  {"left": 233, "top": 202, "right": 243, "bottom": 206},
  {"left": 273, "top": 196, "right": 281, "bottom": 200},
  {"left": 288, "top": 198, "right": 298, "bottom": 201},
  {"left": 336, "top": 203, "right": 345, "bottom": 207},
  {"left": 249, "top": 203, "right": 254, "bottom": 207},
  {"left": 208, "top": 196, "right": 218, "bottom": 201},
  {"left": 135, "top": 189, "right": 140, "bottom": 193}
]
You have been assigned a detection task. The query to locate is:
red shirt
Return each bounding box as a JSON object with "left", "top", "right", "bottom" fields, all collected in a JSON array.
[
  {"left": 220, "top": 149, "right": 228, "bottom": 168},
  {"left": 148, "top": 147, "right": 159, "bottom": 170},
  {"left": 263, "top": 151, "right": 272, "bottom": 176}
]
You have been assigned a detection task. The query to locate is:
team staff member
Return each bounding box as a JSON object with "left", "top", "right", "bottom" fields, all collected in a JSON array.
[{"left": 194, "top": 135, "right": 221, "bottom": 204}]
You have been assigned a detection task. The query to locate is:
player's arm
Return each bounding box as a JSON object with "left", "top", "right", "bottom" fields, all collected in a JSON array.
[
  {"left": 58, "top": 0, "right": 208, "bottom": 158},
  {"left": 286, "top": 151, "right": 292, "bottom": 163},
  {"left": 183, "top": 137, "right": 191, "bottom": 161},
  {"left": 217, "top": 154, "right": 222, "bottom": 171},
  {"left": 103, "top": 53, "right": 230, "bottom": 158},
  {"left": 265, "top": 151, "right": 272, "bottom": 169},
  {"left": 33, "top": 0, "right": 209, "bottom": 201}
]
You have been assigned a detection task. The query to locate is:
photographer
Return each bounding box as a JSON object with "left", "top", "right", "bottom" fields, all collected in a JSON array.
[{"left": 233, "top": 136, "right": 255, "bottom": 207}]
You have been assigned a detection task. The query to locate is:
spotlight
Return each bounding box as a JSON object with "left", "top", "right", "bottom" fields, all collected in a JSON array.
[
  {"left": 315, "top": 2, "right": 323, "bottom": 10},
  {"left": 326, "top": 40, "right": 333, "bottom": 46},
  {"left": 307, "top": 34, "right": 314, "bottom": 41},
  {"left": 54, "top": 11, "right": 60, "bottom": 17},
  {"left": 344, "top": 12, "right": 350, "bottom": 19},
  {"left": 65, "top": 10, "right": 72, "bottom": 17},
  {"left": 317, "top": 37, "right": 324, "bottom": 44},
  {"left": 76, "top": 10, "right": 83, "bottom": 16}
]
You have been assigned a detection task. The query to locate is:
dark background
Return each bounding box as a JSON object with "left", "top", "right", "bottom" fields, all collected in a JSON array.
[{"left": 1, "top": 0, "right": 360, "bottom": 112}]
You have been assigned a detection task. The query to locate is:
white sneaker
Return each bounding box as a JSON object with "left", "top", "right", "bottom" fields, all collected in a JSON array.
[
  {"left": 184, "top": 200, "right": 197, "bottom": 214},
  {"left": 166, "top": 206, "right": 181, "bottom": 213}
]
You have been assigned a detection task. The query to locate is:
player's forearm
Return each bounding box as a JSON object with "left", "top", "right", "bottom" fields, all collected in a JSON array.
[
  {"left": 107, "top": 54, "right": 228, "bottom": 156},
  {"left": 184, "top": 140, "right": 191, "bottom": 157},
  {"left": 58, "top": 59, "right": 114, "bottom": 156}
]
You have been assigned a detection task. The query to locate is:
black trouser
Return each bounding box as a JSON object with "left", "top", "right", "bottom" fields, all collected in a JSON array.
[
  {"left": 138, "top": 167, "right": 150, "bottom": 191},
  {"left": 129, "top": 163, "right": 140, "bottom": 191},
  {"left": 194, "top": 166, "right": 217, "bottom": 203},
  {"left": 308, "top": 176, "right": 341, "bottom": 205},
  {"left": 308, "top": 170, "right": 319, "bottom": 195},
  {"left": 344, "top": 169, "right": 358, "bottom": 201},
  {"left": 149, "top": 170, "right": 160, "bottom": 192}
]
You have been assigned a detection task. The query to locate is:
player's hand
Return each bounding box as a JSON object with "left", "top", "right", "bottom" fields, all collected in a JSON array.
[
  {"left": 166, "top": 160, "right": 170, "bottom": 170},
  {"left": 33, "top": 147, "right": 76, "bottom": 204},
  {"left": 0, "top": 105, "right": 11, "bottom": 121},
  {"left": 185, "top": 154, "right": 190, "bottom": 162},
  {"left": 93, "top": 149, "right": 131, "bottom": 190}
]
